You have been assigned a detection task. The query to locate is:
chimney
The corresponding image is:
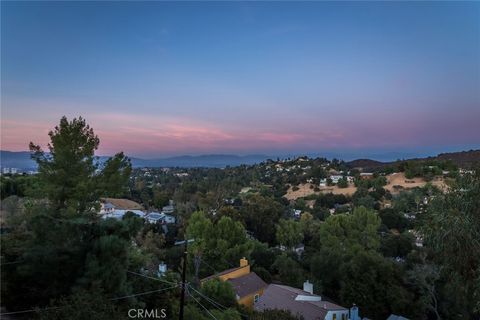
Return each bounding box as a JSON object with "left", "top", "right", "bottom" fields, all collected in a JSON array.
[
  {"left": 349, "top": 304, "right": 360, "bottom": 320},
  {"left": 303, "top": 280, "right": 313, "bottom": 294},
  {"left": 240, "top": 257, "right": 249, "bottom": 268}
]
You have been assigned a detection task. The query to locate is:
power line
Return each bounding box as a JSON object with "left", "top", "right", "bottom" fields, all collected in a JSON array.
[
  {"left": 0, "top": 285, "right": 179, "bottom": 316},
  {"left": 200, "top": 259, "right": 219, "bottom": 274},
  {"left": 111, "top": 284, "right": 178, "bottom": 301},
  {"left": 0, "top": 260, "right": 24, "bottom": 266},
  {"left": 188, "top": 284, "right": 250, "bottom": 319},
  {"left": 127, "top": 270, "right": 178, "bottom": 286},
  {"left": 0, "top": 306, "right": 61, "bottom": 316},
  {"left": 187, "top": 284, "right": 228, "bottom": 311},
  {"left": 186, "top": 286, "right": 218, "bottom": 320}
]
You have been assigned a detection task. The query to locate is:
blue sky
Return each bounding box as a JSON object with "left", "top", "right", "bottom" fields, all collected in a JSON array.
[{"left": 1, "top": 1, "right": 479, "bottom": 158}]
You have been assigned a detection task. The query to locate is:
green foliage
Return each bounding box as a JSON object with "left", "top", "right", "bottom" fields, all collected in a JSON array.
[
  {"left": 187, "top": 211, "right": 253, "bottom": 276},
  {"left": 272, "top": 254, "right": 304, "bottom": 288},
  {"left": 38, "top": 289, "right": 124, "bottom": 320},
  {"left": 337, "top": 177, "right": 349, "bottom": 188},
  {"left": 339, "top": 251, "right": 413, "bottom": 319},
  {"left": 276, "top": 219, "right": 303, "bottom": 249},
  {"left": 96, "top": 152, "right": 132, "bottom": 198},
  {"left": 250, "top": 241, "right": 276, "bottom": 272},
  {"left": 314, "top": 206, "right": 381, "bottom": 254},
  {"left": 379, "top": 208, "right": 410, "bottom": 231},
  {"left": 421, "top": 169, "right": 480, "bottom": 317},
  {"left": 380, "top": 232, "right": 414, "bottom": 258},
  {"left": 29, "top": 116, "right": 100, "bottom": 212},
  {"left": 0, "top": 175, "right": 43, "bottom": 199},
  {"left": 241, "top": 194, "right": 284, "bottom": 244},
  {"left": 200, "top": 278, "right": 237, "bottom": 308},
  {"left": 1, "top": 117, "right": 142, "bottom": 314}
]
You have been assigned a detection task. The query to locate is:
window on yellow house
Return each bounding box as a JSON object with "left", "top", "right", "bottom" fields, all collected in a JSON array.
[{"left": 254, "top": 294, "right": 259, "bottom": 303}]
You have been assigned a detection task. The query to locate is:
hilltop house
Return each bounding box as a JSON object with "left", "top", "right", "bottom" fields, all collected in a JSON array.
[
  {"left": 359, "top": 172, "right": 374, "bottom": 180},
  {"left": 255, "top": 280, "right": 353, "bottom": 320},
  {"left": 201, "top": 258, "right": 267, "bottom": 309},
  {"left": 161, "top": 200, "right": 175, "bottom": 214},
  {"left": 145, "top": 212, "right": 176, "bottom": 225},
  {"left": 100, "top": 198, "right": 145, "bottom": 220},
  {"left": 330, "top": 175, "right": 344, "bottom": 184}
]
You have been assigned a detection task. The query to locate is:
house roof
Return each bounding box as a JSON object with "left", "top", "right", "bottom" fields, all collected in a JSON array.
[
  {"left": 103, "top": 203, "right": 115, "bottom": 209},
  {"left": 227, "top": 272, "right": 267, "bottom": 298},
  {"left": 255, "top": 284, "right": 347, "bottom": 320},
  {"left": 387, "top": 315, "right": 409, "bottom": 320},
  {"left": 101, "top": 198, "right": 143, "bottom": 210},
  {"left": 146, "top": 212, "right": 163, "bottom": 220}
]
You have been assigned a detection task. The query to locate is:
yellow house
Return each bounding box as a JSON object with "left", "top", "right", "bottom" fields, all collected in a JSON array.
[{"left": 201, "top": 258, "right": 267, "bottom": 309}]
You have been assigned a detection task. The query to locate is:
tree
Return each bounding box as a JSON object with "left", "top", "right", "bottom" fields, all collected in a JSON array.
[
  {"left": 380, "top": 232, "right": 414, "bottom": 258},
  {"left": 421, "top": 170, "right": 480, "bottom": 317},
  {"left": 96, "top": 152, "right": 132, "bottom": 198},
  {"left": 337, "top": 177, "right": 348, "bottom": 188},
  {"left": 272, "top": 254, "right": 304, "bottom": 288},
  {"left": 1, "top": 117, "right": 139, "bottom": 313},
  {"left": 200, "top": 278, "right": 237, "bottom": 308},
  {"left": 241, "top": 194, "right": 283, "bottom": 244},
  {"left": 276, "top": 219, "right": 303, "bottom": 249},
  {"left": 314, "top": 206, "right": 381, "bottom": 254},
  {"left": 38, "top": 289, "right": 124, "bottom": 320},
  {"left": 186, "top": 212, "right": 253, "bottom": 278},
  {"left": 29, "top": 116, "right": 100, "bottom": 213},
  {"left": 339, "top": 251, "right": 412, "bottom": 319},
  {"left": 406, "top": 264, "right": 441, "bottom": 320}
]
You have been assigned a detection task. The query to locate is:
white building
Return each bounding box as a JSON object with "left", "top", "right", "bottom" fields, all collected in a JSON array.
[
  {"left": 103, "top": 209, "right": 145, "bottom": 220},
  {"left": 145, "top": 212, "right": 176, "bottom": 225}
]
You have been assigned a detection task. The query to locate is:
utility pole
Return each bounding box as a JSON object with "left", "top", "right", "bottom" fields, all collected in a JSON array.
[
  {"left": 175, "top": 237, "right": 194, "bottom": 320},
  {"left": 178, "top": 238, "right": 188, "bottom": 320}
]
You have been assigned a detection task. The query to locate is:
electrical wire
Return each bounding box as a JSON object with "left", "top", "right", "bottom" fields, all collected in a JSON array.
[
  {"left": 186, "top": 286, "right": 219, "bottom": 320},
  {"left": 110, "top": 284, "right": 178, "bottom": 301},
  {"left": 0, "top": 284, "right": 178, "bottom": 316},
  {"left": 127, "top": 270, "right": 178, "bottom": 286}
]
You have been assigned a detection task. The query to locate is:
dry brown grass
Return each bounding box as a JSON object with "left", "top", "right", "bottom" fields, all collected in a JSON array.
[
  {"left": 101, "top": 198, "right": 143, "bottom": 210},
  {"left": 284, "top": 172, "right": 448, "bottom": 200}
]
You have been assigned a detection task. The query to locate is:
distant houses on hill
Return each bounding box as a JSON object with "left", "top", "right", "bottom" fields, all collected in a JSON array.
[{"left": 99, "top": 198, "right": 176, "bottom": 226}]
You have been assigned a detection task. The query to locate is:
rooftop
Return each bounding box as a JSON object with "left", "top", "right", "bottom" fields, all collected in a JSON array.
[
  {"left": 255, "top": 284, "right": 347, "bottom": 320},
  {"left": 227, "top": 272, "right": 267, "bottom": 298},
  {"left": 101, "top": 198, "right": 143, "bottom": 210}
]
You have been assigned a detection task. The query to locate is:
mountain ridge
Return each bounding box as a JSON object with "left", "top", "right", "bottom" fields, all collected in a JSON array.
[{"left": 2, "top": 149, "right": 479, "bottom": 170}]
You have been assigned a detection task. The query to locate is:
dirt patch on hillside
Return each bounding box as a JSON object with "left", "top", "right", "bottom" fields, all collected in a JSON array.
[
  {"left": 284, "top": 173, "right": 448, "bottom": 200},
  {"left": 384, "top": 172, "right": 446, "bottom": 194},
  {"left": 284, "top": 183, "right": 318, "bottom": 201}
]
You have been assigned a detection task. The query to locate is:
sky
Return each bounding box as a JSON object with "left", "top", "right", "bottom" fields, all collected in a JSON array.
[{"left": 1, "top": 1, "right": 479, "bottom": 159}]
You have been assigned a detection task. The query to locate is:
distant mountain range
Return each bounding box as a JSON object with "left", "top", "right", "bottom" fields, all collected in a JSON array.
[
  {"left": 2, "top": 149, "right": 479, "bottom": 170},
  {"left": 346, "top": 149, "right": 480, "bottom": 170},
  {"left": 0, "top": 151, "right": 272, "bottom": 170}
]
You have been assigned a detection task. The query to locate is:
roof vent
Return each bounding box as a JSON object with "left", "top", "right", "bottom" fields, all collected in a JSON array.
[{"left": 295, "top": 295, "right": 321, "bottom": 302}]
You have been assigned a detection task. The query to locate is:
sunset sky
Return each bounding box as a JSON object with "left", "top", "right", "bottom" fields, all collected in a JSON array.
[{"left": 1, "top": 1, "right": 479, "bottom": 158}]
